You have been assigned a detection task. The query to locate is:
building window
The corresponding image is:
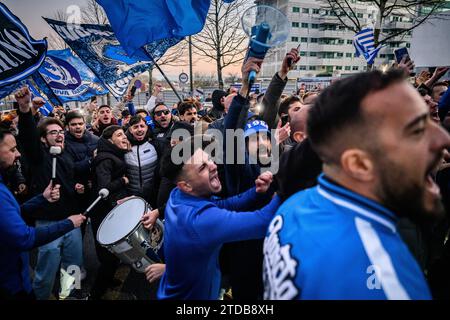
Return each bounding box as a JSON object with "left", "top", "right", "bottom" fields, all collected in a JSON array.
[
  {"left": 310, "top": 52, "right": 317, "bottom": 57},
  {"left": 352, "top": 66, "right": 359, "bottom": 71},
  {"left": 347, "top": 40, "right": 353, "bottom": 44},
  {"left": 301, "top": 23, "right": 309, "bottom": 28},
  {"left": 336, "top": 66, "right": 342, "bottom": 70},
  {"left": 291, "top": 37, "right": 299, "bottom": 42},
  {"left": 299, "top": 66, "right": 307, "bottom": 70},
  {"left": 337, "top": 52, "right": 343, "bottom": 57},
  {"left": 301, "top": 37, "right": 308, "bottom": 43},
  {"left": 300, "top": 51, "right": 307, "bottom": 56},
  {"left": 339, "top": 26, "right": 346, "bottom": 30},
  {"left": 309, "top": 66, "right": 316, "bottom": 70},
  {"left": 346, "top": 53, "right": 352, "bottom": 58},
  {"left": 338, "top": 39, "right": 344, "bottom": 44},
  {"left": 310, "top": 38, "right": 318, "bottom": 43},
  {"left": 345, "top": 66, "right": 351, "bottom": 70},
  {"left": 313, "top": 9, "right": 320, "bottom": 14},
  {"left": 293, "top": 7, "right": 300, "bottom": 13},
  {"left": 311, "top": 23, "right": 319, "bottom": 29},
  {"left": 357, "top": 13, "right": 363, "bottom": 18},
  {"left": 302, "top": 8, "right": 309, "bottom": 14},
  {"left": 292, "top": 22, "right": 299, "bottom": 28},
  {"left": 380, "top": 54, "right": 386, "bottom": 58}
]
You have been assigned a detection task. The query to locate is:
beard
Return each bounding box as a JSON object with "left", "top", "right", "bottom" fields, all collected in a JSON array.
[
  {"left": 0, "top": 160, "right": 19, "bottom": 177},
  {"left": 374, "top": 156, "right": 445, "bottom": 225}
]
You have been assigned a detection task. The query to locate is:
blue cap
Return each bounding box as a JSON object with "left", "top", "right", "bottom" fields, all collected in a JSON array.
[{"left": 244, "top": 119, "right": 269, "bottom": 138}]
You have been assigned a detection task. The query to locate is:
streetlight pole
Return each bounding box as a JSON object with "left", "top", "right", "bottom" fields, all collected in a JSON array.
[{"left": 189, "top": 36, "right": 194, "bottom": 95}]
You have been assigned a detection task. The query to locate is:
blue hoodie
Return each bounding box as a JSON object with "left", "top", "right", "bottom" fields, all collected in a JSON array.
[
  {"left": 263, "top": 174, "right": 432, "bottom": 300},
  {"left": 0, "top": 175, "right": 74, "bottom": 296},
  {"left": 157, "top": 187, "right": 281, "bottom": 300}
]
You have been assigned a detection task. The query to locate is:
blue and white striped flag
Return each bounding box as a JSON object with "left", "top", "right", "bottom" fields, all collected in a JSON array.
[{"left": 353, "top": 28, "right": 383, "bottom": 65}]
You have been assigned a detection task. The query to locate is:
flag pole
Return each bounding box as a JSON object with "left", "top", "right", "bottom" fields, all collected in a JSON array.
[{"left": 145, "top": 52, "right": 182, "bottom": 102}]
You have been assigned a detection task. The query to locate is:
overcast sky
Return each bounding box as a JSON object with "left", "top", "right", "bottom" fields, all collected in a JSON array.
[{"left": 2, "top": 0, "right": 240, "bottom": 79}]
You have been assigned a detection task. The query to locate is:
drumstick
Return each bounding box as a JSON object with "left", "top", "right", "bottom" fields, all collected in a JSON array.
[{"left": 83, "top": 188, "right": 109, "bottom": 217}]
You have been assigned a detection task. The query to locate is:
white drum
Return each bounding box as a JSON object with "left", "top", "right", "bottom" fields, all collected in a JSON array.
[{"left": 96, "top": 197, "right": 164, "bottom": 273}]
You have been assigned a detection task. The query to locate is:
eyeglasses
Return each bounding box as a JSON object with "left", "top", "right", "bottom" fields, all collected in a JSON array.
[
  {"left": 47, "top": 130, "right": 65, "bottom": 136},
  {"left": 154, "top": 110, "right": 170, "bottom": 117}
]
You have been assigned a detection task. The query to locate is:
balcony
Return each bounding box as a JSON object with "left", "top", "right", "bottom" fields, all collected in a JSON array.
[
  {"left": 385, "top": 20, "right": 413, "bottom": 30},
  {"left": 318, "top": 44, "right": 342, "bottom": 51},
  {"left": 319, "top": 30, "right": 347, "bottom": 38}
]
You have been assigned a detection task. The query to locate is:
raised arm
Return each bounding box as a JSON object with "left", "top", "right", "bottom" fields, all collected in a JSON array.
[
  {"left": 261, "top": 48, "right": 300, "bottom": 129},
  {"left": 193, "top": 195, "right": 281, "bottom": 249},
  {"left": 15, "top": 87, "right": 44, "bottom": 164}
]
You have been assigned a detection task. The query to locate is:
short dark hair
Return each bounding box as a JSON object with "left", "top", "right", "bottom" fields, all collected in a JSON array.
[
  {"left": 279, "top": 96, "right": 301, "bottom": 116},
  {"left": 98, "top": 105, "right": 111, "bottom": 112},
  {"left": 65, "top": 111, "right": 84, "bottom": 125},
  {"left": 135, "top": 109, "right": 149, "bottom": 117},
  {"left": 101, "top": 125, "right": 122, "bottom": 139},
  {"left": 128, "top": 115, "right": 146, "bottom": 127},
  {"left": 178, "top": 102, "right": 197, "bottom": 116},
  {"left": 151, "top": 103, "right": 169, "bottom": 116},
  {"left": 307, "top": 70, "right": 405, "bottom": 163},
  {"left": 0, "top": 128, "right": 13, "bottom": 143},
  {"left": 37, "top": 118, "right": 64, "bottom": 138},
  {"left": 432, "top": 81, "right": 448, "bottom": 89},
  {"left": 159, "top": 137, "right": 210, "bottom": 182}
]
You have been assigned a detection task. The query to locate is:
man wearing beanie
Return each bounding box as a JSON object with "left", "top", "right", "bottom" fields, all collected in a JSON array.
[{"left": 208, "top": 90, "right": 227, "bottom": 121}]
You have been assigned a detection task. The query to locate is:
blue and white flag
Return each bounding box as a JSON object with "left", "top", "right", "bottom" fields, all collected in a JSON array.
[
  {"left": 43, "top": 18, "right": 159, "bottom": 100},
  {"left": 33, "top": 49, "right": 108, "bottom": 103},
  {"left": 353, "top": 28, "right": 383, "bottom": 65},
  {"left": 26, "top": 80, "right": 54, "bottom": 116},
  {"left": 0, "top": 3, "right": 47, "bottom": 87}
]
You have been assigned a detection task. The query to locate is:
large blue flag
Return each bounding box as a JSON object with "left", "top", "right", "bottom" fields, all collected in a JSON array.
[
  {"left": 43, "top": 18, "right": 164, "bottom": 100},
  {"left": 96, "top": 0, "right": 210, "bottom": 59},
  {"left": 0, "top": 3, "right": 47, "bottom": 87},
  {"left": 33, "top": 49, "right": 108, "bottom": 103},
  {"left": 96, "top": 0, "right": 235, "bottom": 59}
]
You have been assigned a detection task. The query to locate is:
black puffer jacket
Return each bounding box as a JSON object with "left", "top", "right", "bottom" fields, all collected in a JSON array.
[
  {"left": 65, "top": 131, "right": 99, "bottom": 185},
  {"left": 93, "top": 138, "right": 129, "bottom": 210}
]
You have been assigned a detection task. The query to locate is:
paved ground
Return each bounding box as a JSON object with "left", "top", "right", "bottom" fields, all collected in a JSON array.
[{"left": 30, "top": 220, "right": 159, "bottom": 300}]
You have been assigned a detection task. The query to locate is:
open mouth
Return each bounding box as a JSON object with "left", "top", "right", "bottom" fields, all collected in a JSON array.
[
  {"left": 210, "top": 171, "right": 221, "bottom": 190},
  {"left": 425, "top": 160, "right": 441, "bottom": 198}
]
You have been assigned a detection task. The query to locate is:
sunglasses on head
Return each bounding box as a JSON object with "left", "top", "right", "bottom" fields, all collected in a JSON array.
[{"left": 154, "top": 110, "right": 170, "bottom": 117}]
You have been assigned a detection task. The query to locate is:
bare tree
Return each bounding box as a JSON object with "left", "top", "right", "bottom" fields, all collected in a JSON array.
[
  {"left": 193, "top": 72, "right": 218, "bottom": 88},
  {"left": 47, "top": 10, "right": 69, "bottom": 50},
  {"left": 192, "top": 0, "right": 249, "bottom": 89},
  {"left": 82, "top": 0, "right": 109, "bottom": 25},
  {"left": 224, "top": 72, "right": 241, "bottom": 86},
  {"left": 148, "top": 40, "right": 189, "bottom": 94},
  {"left": 322, "top": 0, "right": 446, "bottom": 53}
]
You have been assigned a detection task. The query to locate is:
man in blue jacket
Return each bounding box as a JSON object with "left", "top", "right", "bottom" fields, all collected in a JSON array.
[
  {"left": 0, "top": 129, "right": 86, "bottom": 300},
  {"left": 157, "top": 139, "right": 281, "bottom": 300},
  {"left": 264, "top": 70, "right": 450, "bottom": 300}
]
